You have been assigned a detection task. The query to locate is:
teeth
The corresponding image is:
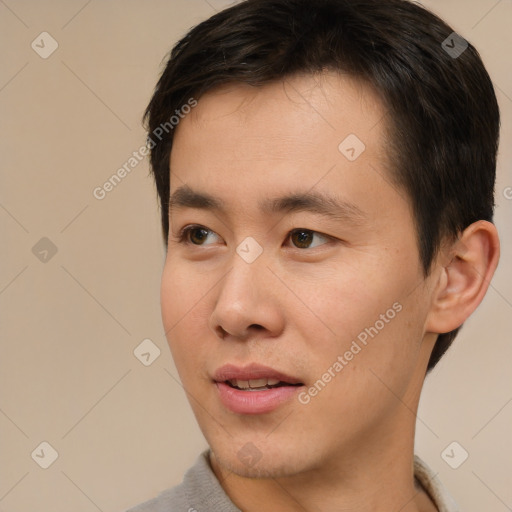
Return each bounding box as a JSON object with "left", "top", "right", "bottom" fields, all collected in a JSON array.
[
  {"left": 229, "top": 378, "right": 282, "bottom": 389},
  {"left": 237, "top": 380, "right": 250, "bottom": 389},
  {"left": 249, "top": 378, "right": 271, "bottom": 388}
]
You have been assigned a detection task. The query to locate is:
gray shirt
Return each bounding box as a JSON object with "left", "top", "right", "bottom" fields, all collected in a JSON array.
[{"left": 127, "top": 451, "right": 459, "bottom": 512}]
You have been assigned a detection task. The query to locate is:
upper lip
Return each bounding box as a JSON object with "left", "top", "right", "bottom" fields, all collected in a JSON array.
[{"left": 213, "top": 363, "right": 303, "bottom": 385}]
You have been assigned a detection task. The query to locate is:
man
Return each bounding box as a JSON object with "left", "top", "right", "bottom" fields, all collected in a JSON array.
[{"left": 129, "top": 0, "right": 500, "bottom": 510}]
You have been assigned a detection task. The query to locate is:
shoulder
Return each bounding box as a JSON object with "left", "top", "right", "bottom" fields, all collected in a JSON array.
[
  {"left": 414, "top": 454, "right": 459, "bottom": 512},
  {"left": 125, "top": 450, "right": 240, "bottom": 512},
  {"left": 126, "top": 481, "right": 189, "bottom": 512}
]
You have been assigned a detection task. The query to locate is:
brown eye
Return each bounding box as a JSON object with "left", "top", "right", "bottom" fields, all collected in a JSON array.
[
  {"left": 289, "top": 229, "right": 330, "bottom": 249},
  {"left": 188, "top": 227, "right": 210, "bottom": 245},
  {"left": 178, "top": 226, "right": 216, "bottom": 245},
  {"left": 290, "top": 230, "right": 314, "bottom": 249}
]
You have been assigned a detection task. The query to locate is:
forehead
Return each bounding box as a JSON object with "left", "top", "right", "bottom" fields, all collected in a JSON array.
[
  {"left": 175, "top": 72, "right": 388, "bottom": 157},
  {"left": 169, "top": 72, "right": 399, "bottom": 222}
]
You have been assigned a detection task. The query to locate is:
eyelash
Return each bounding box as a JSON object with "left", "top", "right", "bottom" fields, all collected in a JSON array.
[{"left": 175, "top": 224, "right": 333, "bottom": 249}]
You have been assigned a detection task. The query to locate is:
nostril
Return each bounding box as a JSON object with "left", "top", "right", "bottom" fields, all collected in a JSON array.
[
  {"left": 213, "top": 323, "right": 265, "bottom": 340},
  {"left": 216, "top": 326, "right": 229, "bottom": 338}
]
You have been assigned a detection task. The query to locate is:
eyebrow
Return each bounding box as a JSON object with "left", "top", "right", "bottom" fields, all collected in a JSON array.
[{"left": 168, "top": 185, "right": 366, "bottom": 224}]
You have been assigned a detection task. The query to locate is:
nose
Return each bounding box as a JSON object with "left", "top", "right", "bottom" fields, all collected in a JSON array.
[{"left": 208, "top": 252, "right": 285, "bottom": 342}]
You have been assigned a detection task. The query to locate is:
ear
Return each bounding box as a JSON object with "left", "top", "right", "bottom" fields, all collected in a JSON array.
[{"left": 425, "top": 220, "right": 500, "bottom": 334}]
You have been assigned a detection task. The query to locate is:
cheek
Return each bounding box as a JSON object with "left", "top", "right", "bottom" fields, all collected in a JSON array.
[
  {"left": 160, "top": 262, "right": 178, "bottom": 330},
  {"left": 160, "top": 260, "right": 211, "bottom": 369},
  {"left": 160, "top": 256, "right": 210, "bottom": 325},
  {"left": 298, "top": 262, "right": 427, "bottom": 380},
  {"left": 292, "top": 264, "right": 398, "bottom": 344}
]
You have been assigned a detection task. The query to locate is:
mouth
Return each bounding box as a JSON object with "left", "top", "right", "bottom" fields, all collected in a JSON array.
[
  {"left": 225, "top": 377, "right": 303, "bottom": 391},
  {"left": 213, "top": 364, "right": 304, "bottom": 414}
]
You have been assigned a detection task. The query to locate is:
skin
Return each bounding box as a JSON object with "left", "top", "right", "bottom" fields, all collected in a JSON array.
[{"left": 161, "top": 72, "right": 500, "bottom": 512}]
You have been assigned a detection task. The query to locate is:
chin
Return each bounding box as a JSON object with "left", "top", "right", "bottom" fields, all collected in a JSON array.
[{"left": 209, "top": 434, "right": 316, "bottom": 479}]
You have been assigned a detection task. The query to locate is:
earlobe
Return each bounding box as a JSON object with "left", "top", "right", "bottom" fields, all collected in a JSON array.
[{"left": 425, "top": 220, "right": 500, "bottom": 334}]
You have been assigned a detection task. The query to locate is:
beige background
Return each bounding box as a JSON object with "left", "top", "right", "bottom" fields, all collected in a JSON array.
[{"left": 0, "top": 0, "right": 510, "bottom": 511}]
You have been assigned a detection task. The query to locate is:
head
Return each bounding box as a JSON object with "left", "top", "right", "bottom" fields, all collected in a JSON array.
[{"left": 145, "top": 0, "right": 500, "bottom": 479}]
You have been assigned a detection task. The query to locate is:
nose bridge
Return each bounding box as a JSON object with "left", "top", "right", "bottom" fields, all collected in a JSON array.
[
  {"left": 218, "top": 249, "right": 266, "bottom": 316},
  {"left": 210, "top": 244, "right": 282, "bottom": 339},
  {"left": 220, "top": 232, "right": 269, "bottom": 302}
]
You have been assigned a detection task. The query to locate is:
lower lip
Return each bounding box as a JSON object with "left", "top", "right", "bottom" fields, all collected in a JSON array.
[{"left": 215, "top": 382, "right": 301, "bottom": 414}]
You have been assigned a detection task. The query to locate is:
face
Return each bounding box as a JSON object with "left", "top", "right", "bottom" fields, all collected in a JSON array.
[{"left": 161, "top": 72, "right": 438, "bottom": 479}]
